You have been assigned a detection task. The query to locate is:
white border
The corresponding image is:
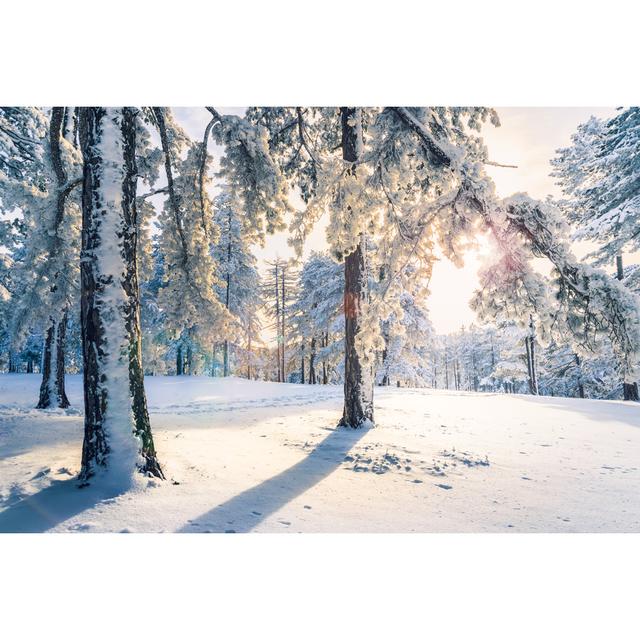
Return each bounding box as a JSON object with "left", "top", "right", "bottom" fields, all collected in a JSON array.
[{"left": 2, "top": 1, "right": 638, "bottom": 636}]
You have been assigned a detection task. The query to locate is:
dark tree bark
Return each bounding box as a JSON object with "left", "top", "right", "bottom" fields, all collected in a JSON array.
[
  {"left": 525, "top": 318, "right": 539, "bottom": 396},
  {"left": 176, "top": 344, "right": 183, "bottom": 375},
  {"left": 281, "top": 266, "right": 286, "bottom": 381},
  {"left": 381, "top": 325, "right": 390, "bottom": 386},
  {"left": 309, "top": 336, "right": 317, "bottom": 384},
  {"left": 274, "top": 263, "right": 281, "bottom": 382},
  {"left": 38, "top": 313, "right": 70, "bottom": 408},
  {"left": 247, "top": 332, "right": 252, "bottom": 380},
  {"left": 37, "top": 108, "right": 71, "bottom": 409},
  {"left": 322, "top": 331, "right": 328, "bottom": 384},
  {"left": 575, "top": 354, "right": 585, "bottom": 399},
  {"left": 223, "top": 207, "right": 232, "bottom": 377},
  {"left": 338, "top": 107, "right": 374, "bottom": 428},
  {"left": 186, "top": 343, "right": 193, "bottom": 375},
  {"left": 78, "top": 107, "right": 163, "bottom": 483}
]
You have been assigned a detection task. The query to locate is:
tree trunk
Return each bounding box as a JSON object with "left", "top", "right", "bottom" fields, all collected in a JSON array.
[
  {"left": 176, "top": 344, "right": 183, "bottom": 375},
  {"left": 309, "top": 337, "right": 317, "bottom": 384},
  {"left": 37, "top": 108, "right": 71, "bottom": 409},
  {"left": 186, "top": 344, "right": 193, "bottom": 375},
  {"left": 339, "top": 106, "right": 373, "bottom": 428},
  {"left": 281, "top": 266, "right": 286, "bottom": 381},
  {"left": 444, "top": 342, "right": 449, "bottom": 390},
  {"left": 78, "top": 107, "right": 163, "bottom": 483},
  {"left": 37, "top": 313, "right": 70, "bottom": 408},
  {"left": 575, "top": 354, "right": 585, "bottom": 399},
  {"left": 247, "top": 332, "right": 252, "bottom": 380},
  {"left": 274, "top": 263, "right": 281, "bottom": 382},
  {"left": 223, "top": 340, "right": 229, "bottom": 376},
  {"left": 223, "top": 211, "right": 232, "bottom": 377},
  {"left": 525, "top": 317, "right": 539, "bottom": 396},
  {"left": 322, "top": 331, "right": 328, "bottom": 384}
]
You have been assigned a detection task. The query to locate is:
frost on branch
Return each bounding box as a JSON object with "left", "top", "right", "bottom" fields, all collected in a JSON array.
[
  {"left": 209, "top": 110, "right": 291, "bottom": 243},
  {"left": 474, "top": 194, "right": 640, "bottom": 383}
]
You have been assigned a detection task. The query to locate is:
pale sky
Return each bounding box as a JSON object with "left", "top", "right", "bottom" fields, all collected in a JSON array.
[{"left": 175, "top": 107, "right": 620, "bottom": 335}]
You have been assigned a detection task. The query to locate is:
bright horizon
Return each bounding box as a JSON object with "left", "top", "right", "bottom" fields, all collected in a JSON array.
[{"left": 175, "top": 107, "right": 620, "bottom": 335}]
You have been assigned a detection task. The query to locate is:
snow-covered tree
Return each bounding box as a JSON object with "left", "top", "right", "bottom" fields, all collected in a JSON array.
[
  {"left": 551, "top": 108, "right": 640, "bottom": 266},
  {"left": 211, "top": 191, "right": 262, "bottom": 376},
  {"left": 262, "top": 258, "right": 297, "bottom": 382},
  {"left": 290, "top": 251, "right": 344, "bottom": 384},
  {"left": 552, "top": 108, "right": 640, "bottom": 400},
  {"left": 0, "top": 107, "right": 82, "bottom": 408},
  {"left": 377, "top": 271, "right": 434, "bottom": 388},
  {"left": 152, "top": 108, "right": 229, "bottom": 353},
  {"left": 77, "top": 107, "right": 163, "bottom": 483}
]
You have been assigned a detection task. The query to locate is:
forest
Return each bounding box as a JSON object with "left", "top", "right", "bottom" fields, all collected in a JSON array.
[{"left": 0, "top": 106, "right": 639, "bottom": 525}]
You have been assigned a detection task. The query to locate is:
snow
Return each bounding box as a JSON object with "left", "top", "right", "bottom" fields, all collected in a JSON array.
[
  {"left": 91, "top": 108, "right": 142, "bottom": 482},
  {"left": 1, "top": 373, "right": 639, "bottom": 533}
]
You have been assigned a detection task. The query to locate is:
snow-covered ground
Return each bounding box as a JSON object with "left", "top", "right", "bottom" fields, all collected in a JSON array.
[{"left": 1, "top": 373, "right": 639, "bottom": 533}]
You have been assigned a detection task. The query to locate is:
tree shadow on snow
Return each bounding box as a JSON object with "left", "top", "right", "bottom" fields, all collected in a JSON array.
[
  {"left": 179, "top": 425, "right": 369, "bottom": 533},
  {"left": 0, "top": 479, "right": 123, "bottom": 533}
]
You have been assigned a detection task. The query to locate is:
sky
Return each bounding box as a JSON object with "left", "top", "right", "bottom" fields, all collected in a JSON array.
[{"left": 174, "top": 107, "right": 619, "bottom": 335}]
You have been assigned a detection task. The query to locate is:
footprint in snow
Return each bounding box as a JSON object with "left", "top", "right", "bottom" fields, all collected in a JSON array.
[
  {"left": 251, "top": 511, "right": 262, "bottom": 516},
  {"left": 56, "top": 467, "right": 73, "bottom": 476},
  {"left": 31, "top": 467, "right": 51, "bottom": 480},
  {"left": 278, "top": 520, "right": 291, "bottom": 526},
  {"left": 435, "top": 483, "right": 453, "bottom": 490},
  {"left": 303, "top": 505, "right": 312, "bottom": 510}
]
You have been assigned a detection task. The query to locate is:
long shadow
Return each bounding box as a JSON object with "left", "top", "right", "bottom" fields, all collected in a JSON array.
[
  {"left": 179, "top": 426, "right": 369, "bottom": 533},
  {"left": 0, "top": 478, "right": 123, "bottom": 533}
]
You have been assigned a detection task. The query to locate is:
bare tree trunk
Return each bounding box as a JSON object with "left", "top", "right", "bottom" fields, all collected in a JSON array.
[
  {"left": 444, "top": 341, "right": 449, "bottom": 390},
  {"left": 525, "top": 317, "right": 539, "bottom": 395},
  {"left": 223, "top": 210, "right": 232, "bottom": 377},
  {"left": 274, "top": 263, "right": 281, "bottom": 382},
  {"left": 37, "top": 108, "right": 71, "bottom": 409},
  {"left": 575, "top": 353, "right": 585, "bottom": 399},
  {"left": 322, "top": 332, "right": 328, "bottom": 384},
  {"left": 78, "top": 107, "right": 163, "bottom": 483},
  {"left": 247, "top": 332, "right": 252, "bottom": 380},
  {"left": 338, "top": 107, "right": 373, "bottom": 428},
  {"left": 309, "top": 336, "right": 317, "bottom": 384},
  {"left": 281, "top": 266, "right": 286, "bottom": 381},
  {"left": 186, "top": 344, "right": 193, "bottom": 375},
  {"left": 176, "top": 344, "right": 183, "bottom": 376},
  {"left": 38, "top": 313, "right": 70, "bottom": 408}
]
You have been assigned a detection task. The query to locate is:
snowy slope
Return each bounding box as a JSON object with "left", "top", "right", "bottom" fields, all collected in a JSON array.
[{"left": 1, "top": 374, "right": 639, "bottom": 533}]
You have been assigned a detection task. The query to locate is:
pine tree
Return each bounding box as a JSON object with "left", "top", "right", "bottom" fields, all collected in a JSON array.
[
  {"left": 0, "top": 107, "right": 82, "bottom": 408},
  {"left": 552, "top": 108, "right": 640, "bottom": 400},
  {"left": 290, "top": 251, "right": 344, "bottom": 384},
  {"left": 211, "top": 192, "right": 262, "bottom": 377},
  {"left": 77, "top": 107, "right": 163, "bottom": 484}
]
